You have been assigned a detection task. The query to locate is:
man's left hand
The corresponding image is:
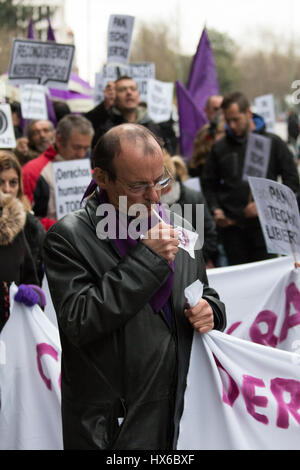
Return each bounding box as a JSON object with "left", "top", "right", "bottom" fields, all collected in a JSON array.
[{"left": 184, "top": 299, "right": 214, "bottom": 334}]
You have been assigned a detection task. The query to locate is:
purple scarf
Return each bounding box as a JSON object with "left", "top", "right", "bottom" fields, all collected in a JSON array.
[{"left": 96, "top": 188, "right": 175, "bottom": 313}]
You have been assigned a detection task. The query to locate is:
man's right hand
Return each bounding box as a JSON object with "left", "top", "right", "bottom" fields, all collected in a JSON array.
[
  {"left": 103, "top": 81, "right": 116, "bottom": 110},
  {"left": 141, "top": 222, "right": 179, "bottom": 263}
]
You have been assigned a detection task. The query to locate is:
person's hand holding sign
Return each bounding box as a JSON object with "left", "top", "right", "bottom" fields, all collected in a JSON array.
[{"left": 104, "top": 81, "right": 116, "bottom": 110}]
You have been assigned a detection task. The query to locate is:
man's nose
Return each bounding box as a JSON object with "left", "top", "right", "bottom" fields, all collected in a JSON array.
[
  {"left": 145, "top": 185, "right": 160, "bottom": 203},
  {"left": 76, "top": 149, "right": 87, "bottom": 159}
]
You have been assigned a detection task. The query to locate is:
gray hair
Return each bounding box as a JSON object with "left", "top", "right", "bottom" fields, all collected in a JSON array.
[{"left": 56, "top": 114, "right": 94, "bottom": 146}]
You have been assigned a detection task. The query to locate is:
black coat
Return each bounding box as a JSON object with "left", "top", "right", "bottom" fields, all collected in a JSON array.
[
  {"left": 44, "top": 192, "right": 226, "bottom": 450},
  {"left": 202, "top": 120, "right": 300, "bottom": 224}
]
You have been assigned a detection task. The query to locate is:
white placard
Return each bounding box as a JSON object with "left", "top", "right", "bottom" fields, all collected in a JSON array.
[
  {"left": 147, "top": 78, "right": 174, "bottom": 123},
  {"left": 248, "top": 176, "right": 300, "bottom": 257},
  {"left": 243, "top": 133, "right": 271, "bottom": 181},
  {"left": 254, "top": 94, "right": 276, "bottom": 133},
  {"left": 129, "top": 63, "right": 155, "bottom": 103},
  {"left": 8, "top": 38, "right": 75, "bottom": 89},
  {"left": 107, "top": 15, "right": 135, "bottom": 65},
  {"left": 20, "top": 84, "right": 48, "bottom": 120},
  {"left": 0, "top": 103, "right": 16, "bottom": 148},
  {"left": 94, "top": 63, "right": 155, "bottom": 106},
  {"left": 53, "top": 159, "right": 92, "bottom": 219}
]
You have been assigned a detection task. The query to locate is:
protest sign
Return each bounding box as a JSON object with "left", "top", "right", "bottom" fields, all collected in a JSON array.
[
  {"left": 53, "top": 158, "right": 92, "bottom": 219},
  {"left": 254, "top": 94, "right": 276, "bottom": 133},
  {"left": 107, "top": 15, "right": 135, "bottom": 66},
  {"left": 8, "top": 38, "right": 75, "bottom": 89},
  {"left": 93, "top": 71, "right": 105, "bottom": 106},
  {"left": 94, "top": 62, "right": 155, "bottom": 106},
  {"left": 243, "top": 132, "right": 271, "bottom": 180},
  {"left": 0, "top": 103, "right": 16, "bottom": 148},
  {"left": 147, "top": 79, "right": 174, "bottom": 123},
  {"left": 20, "top": 84, "right": 48, "bottom": 120},
  {"left": 129, "top": 63, "right": 155, "bottom": 103},
  {"left": 248, "top": 177, "right": 300, "bottom": 258}
]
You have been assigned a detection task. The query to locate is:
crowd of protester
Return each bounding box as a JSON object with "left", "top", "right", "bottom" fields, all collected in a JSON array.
[{"left": 1, "top": 74, "right": 300, "bottom": 450}]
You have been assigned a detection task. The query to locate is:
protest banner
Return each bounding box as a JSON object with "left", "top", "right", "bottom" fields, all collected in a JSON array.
[
  {"left": 248, "top": 177, "right": 300, "bottom": 259},
  {"left": 20, "top": 84, "right": 48, "bottom": 120},
  {"left": 243, "top": 133, "right": 271, "bottom": 180},
  {"left": 0, "top": 103, "right": 16, "bottom": 148},
  {"left": 0, "top": 284, "right": 63, "bottom": 450},
  {"left": 254, "top": 94, "right": 276, "bottom": 133},
  {"left": 8, "top": 38, "right": 75, "bottom": 89},
  {"left": 53, "top": 158, "right": 92, "bottom": 219},
  {"left": 147, "top": 79, "right": 174, "bottom": 123},
  {"left": 2, "top": 257, "right": 300, "bottom": 450},
  {"left": 177, "top": 329, "right": 300, "bottom": 450},
  {"left": 208, "top": 255, "right": 300, "bottom": 353},
  {"left": 107, "top": 15, "right": 135, "bottom": 66}
]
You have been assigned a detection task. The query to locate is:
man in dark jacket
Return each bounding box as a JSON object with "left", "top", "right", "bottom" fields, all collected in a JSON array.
[
  {"left": 44, "top": 123, "right": 226, "bottom": 450},
  {"left": 202, "top": 91, "right": 300, "bottom": 266},
  {"left": 85, "top": 76, "right": 172, "bottom": 153}
]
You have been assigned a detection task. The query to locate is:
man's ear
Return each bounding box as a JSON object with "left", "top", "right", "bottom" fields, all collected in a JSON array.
[
  {"left": 55, "top": 133, "right": 63, "bottom": 153},
  {"left": 93, "top": 167, "right": 109, "bottom": 190}
]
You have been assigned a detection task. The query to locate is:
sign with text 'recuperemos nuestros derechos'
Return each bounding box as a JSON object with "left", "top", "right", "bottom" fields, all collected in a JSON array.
[
  {"left": 8, "top": 39, "right": 75, "bottom": 89},
  {"left": 53, "top": 159, "right": 92, "bottom": 219},
  {"left": 107, "top": 15, "right": 135, "bottom": 65},
  {"left": 248, "top": 176, "right": 300, "bottom": 257}
]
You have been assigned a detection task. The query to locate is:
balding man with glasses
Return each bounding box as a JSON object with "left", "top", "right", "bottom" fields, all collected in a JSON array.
[{"left": 44, "top": 123, "right": 226, "bottom": 451}]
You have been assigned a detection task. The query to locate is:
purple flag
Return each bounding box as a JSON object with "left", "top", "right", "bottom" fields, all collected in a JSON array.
[
  {"left": 27, "top": 19, "right": 35, "bottom": 39},
  {"left": 45, "top": 93, "right": 57, "bottom": 127},
  {"left": 176, "top": 81, "right": 207, "bottom": 161},
  {"left": 187, "top": 28, "right": 219, "bottom": 112},
  {"left": 47, "top": 18, "right": 56, "bottom": 42}
]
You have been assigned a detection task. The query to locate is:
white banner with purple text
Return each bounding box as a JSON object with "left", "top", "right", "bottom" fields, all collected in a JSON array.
[{"left": 0, "top": 283, "right": 63, "bottom": 450}]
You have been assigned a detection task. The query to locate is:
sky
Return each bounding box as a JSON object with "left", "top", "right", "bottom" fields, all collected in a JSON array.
[{"left": 64, "top": 0, "right": 298, "bottom": 85}]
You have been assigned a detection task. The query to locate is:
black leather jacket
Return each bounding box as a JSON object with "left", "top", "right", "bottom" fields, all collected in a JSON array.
[{"left": 44, "top": 193, "right": 226, "bottom": 450}]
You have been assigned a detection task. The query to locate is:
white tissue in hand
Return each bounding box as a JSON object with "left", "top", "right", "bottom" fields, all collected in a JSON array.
[
  {"left": 184, "top": 280, "right": 203, "bottom": 307},
  {"left": 176, "top": 227, "right": 198, "bottom": 259}
]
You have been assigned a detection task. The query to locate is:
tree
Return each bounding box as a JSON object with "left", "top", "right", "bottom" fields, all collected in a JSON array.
[
  {"left": 130, "top": 19, "right": 186, "bottom": 83},
  {"left": 0, "top": 0, "right": 56, "bottom": 74},
  {"left": 236, "top": 28, "right": 300, "bottom": 110},
  {"left": 206, "top": 28, "right": 242, "bottom": 95}
]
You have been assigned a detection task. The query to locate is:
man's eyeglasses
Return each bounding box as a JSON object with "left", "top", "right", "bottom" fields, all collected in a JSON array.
[{"left": 116, "top": 167, "right": 173, "bottom": 194}]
